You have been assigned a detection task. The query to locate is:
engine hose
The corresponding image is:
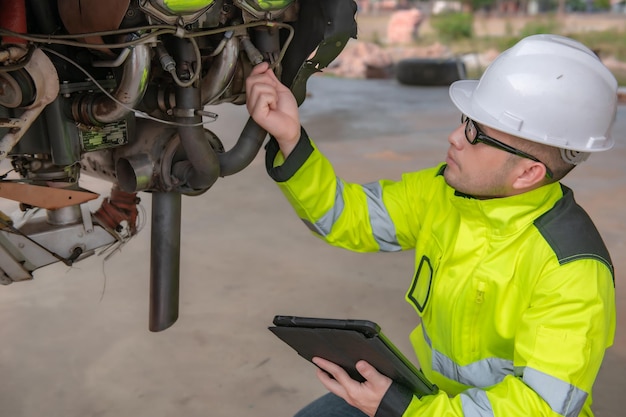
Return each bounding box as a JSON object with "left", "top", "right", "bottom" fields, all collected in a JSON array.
[
  {"left": 174, "top": 85, "right": 220, "bottom": 192},
  {"left": 215, "top": 2, "right": 358, "bottom": 177},
  {"left": 217, "top": 117, "right": 268, "bottom": 177},
  {"left": 213, "top": 35, "right": 269, "bottom": 177}
]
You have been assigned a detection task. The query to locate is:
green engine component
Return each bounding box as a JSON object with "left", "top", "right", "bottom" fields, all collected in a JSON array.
[
  {"left": 248, "top": 0, "right": 294, "bottom": 11},
  {"left": 162, "top": 0, "right": 214, "bottom": 13}
]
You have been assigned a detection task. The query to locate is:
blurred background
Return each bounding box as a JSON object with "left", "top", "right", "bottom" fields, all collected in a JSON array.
[
  {"left": 334, "top": 1, "right": 626, "bottom": 86},
  {"left": 0, "top": 3, "right": 624, "bottom": 417}
]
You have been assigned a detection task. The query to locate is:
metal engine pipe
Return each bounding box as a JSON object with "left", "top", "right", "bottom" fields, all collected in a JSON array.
[
  {"left": 200, "top": 33, "right": 239, "bottom": 106},
  {"left": 217, "top": 116, "right": 268, "bottom": 177},
  {"left": 174, "top": 86, "right": 220, "bottom": 191},
  {"left": 74, "top": 43, "right": 151, "bottom": 125},
  {"left": 153, "top": 34, "right": 267, "bottom": 179},
  {"left": 149, "top": 191, "right": 181, "bottom": 332},
  {"left": 111, "top": 118, "right": 178, "bottom": 192},
  {"left": 211, "top": 25, "right": 289, "bottom": 177},
  {"left": 171, "top": 38, "right": 221, "bottom": 192}
]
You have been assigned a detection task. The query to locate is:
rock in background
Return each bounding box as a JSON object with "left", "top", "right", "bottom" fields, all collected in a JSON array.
[{"left": 386, "top": 9, "right": 423, "bottom": 45}]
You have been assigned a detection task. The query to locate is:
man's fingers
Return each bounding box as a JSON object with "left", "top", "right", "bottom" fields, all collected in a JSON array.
[
  {"left": 313, "top": 357, "right": 353, "bottom": 384},
  {"left": 357, "top": 361, "right": 390, "bottom": 385},
  {"left": 248, "top": 62, "right": 280, "bottom": 86},
  {"left": 315, "top": 363, "right": 348, "bottom": 399},
  {"left": 356, "top": 360, "right": 392, "bottom": 392},
  {"left": 312, "top": 357, "right": 341, "bottom": 374},
  {"left": 250, "top": 61, "right": 270, "bottom": 75},
  {"left": 246, "top": 83, "right": 277, "bottom": 112},
  {"left": 356, "top": 361, "right": 379, "bottom": 381}
]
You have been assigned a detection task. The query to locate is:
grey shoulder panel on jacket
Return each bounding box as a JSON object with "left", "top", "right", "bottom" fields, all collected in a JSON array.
[{"left": 534, "top": 185, "right": 614, "bottom": 282}]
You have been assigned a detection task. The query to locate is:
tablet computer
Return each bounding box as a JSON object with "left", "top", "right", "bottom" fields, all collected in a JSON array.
[{"left": 269, "top": 315, "right": 437, "bottom": 397}]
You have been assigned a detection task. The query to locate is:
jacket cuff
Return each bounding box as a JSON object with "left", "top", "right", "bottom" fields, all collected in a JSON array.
[
  {"left": 265, "top": 127, "right": 314, "bottom": 183},
  {"left": 374, "top": 382, "right": 413, "bottom": 417}
]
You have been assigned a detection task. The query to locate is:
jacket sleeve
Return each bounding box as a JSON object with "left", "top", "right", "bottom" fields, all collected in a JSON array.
[
  {"left": 377, "top": 258, "right": 615, "bottom": 417},
  {"left": 265, "top": 129, "right": 423, "bottom": 252}
]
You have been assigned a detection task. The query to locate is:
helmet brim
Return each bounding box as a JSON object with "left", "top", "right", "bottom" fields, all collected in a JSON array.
[
  {"left": 449, "top": 79, "right": 518, "bottom": 137},
  {"left": 449, "top": 80, "right": 558, "bottom": 147},
  {"left": 448, "top": 80, "right": 486, "bottom": 125}
]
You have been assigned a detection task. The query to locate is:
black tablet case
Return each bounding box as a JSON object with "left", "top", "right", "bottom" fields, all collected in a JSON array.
[{"left": 269, "top": 315, "right": 437, "bottom": 397}]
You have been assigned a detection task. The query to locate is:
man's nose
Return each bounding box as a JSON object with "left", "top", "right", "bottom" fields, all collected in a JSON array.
[{"left": 448, "top": 125, "right": 466, "bottom": 149}]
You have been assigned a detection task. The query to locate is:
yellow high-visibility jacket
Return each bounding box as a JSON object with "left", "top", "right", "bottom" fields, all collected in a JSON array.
[{"left": 265, "top": 131, "right": 616, "bottom": 417}]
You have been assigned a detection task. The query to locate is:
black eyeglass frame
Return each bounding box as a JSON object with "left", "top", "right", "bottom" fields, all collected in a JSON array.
[{"left": 461, "top": 115, "right": 553, "bottom": 179}]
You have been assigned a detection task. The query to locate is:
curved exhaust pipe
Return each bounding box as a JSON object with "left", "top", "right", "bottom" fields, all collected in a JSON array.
[
  {"left": 73, "top": 43, "right": 151, "bottom": 125},
  {"left": 174, "top": 85, "right": 220, "bottom": 191},
  {"left": 217, "top": 117, "right": 267, "bottom": 177},
  {"left": 201, "top": 33, "right": 239, "bottom": 106},
  {"left": 201, "top": 31, "right": 269, "bottom": 177}
]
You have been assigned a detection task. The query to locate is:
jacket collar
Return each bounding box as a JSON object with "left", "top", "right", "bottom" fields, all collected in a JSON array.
[{"left": 441, "top": 169, "right": 565, "bottom": 237}]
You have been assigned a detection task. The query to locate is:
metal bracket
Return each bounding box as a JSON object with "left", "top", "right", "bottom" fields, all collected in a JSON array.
[{"left": 80, "top": 203, "right": 94, "bottom": 234}]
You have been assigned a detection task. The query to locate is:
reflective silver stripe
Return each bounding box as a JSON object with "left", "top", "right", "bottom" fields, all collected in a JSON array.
[
  {"left": 361, "top": 182, "right": 401, "bottom": 252},
  {"left": 461, "top": 388, "right": 494, "bottom": 417},
  {"left": 423, "top": 325, "right": 513, "bottom": 387},
  {"left": 517, "top": 366, "right": 588, "bottom": 417},
  {"left": 421, "top": 324, "right": 432, "bottom": 346},
  {"left": 432, "top": 350, "right": 513, "bottom": 388},
  {"left": 305, "top": 178, "right": 346, "bottom": 237}
]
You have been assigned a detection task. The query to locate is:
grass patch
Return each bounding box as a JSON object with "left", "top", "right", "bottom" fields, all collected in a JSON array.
[
  {"left": 568, "top": 29, "right": 626, "bottom": 61},
  {"left": 430, "top": 12, "right": 474, "bottom": 41}
]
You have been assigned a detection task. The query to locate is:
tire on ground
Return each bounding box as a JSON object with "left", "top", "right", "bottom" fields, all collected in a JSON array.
[{"left": 395, "top": 58, "right": 466, "bottom": 86}]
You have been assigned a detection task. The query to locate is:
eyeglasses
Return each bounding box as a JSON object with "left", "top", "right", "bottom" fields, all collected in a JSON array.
[{"left": 461, "top": 115, "right": 553, "bottom": 179}]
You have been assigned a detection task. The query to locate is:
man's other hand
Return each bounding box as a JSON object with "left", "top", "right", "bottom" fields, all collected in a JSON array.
[{"left": 313, "top": 356, "right": 393, "bottom": 417}]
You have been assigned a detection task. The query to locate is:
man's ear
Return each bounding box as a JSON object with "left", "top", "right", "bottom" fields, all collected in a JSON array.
[{"left": 511, "top": 161, "right": 547, "bottom": 190}]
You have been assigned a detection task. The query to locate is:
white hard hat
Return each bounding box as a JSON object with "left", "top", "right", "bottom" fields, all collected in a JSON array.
[{"left": 449, "top": 34, "right": 618, "bottom": 154}]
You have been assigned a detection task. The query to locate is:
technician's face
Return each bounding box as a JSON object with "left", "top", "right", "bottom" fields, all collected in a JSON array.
[{"left": 443, "top": 121, "right": 520, "bottom": 199}]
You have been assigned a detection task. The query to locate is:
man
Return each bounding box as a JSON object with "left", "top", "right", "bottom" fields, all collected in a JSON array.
[{"left": 246, "top": 34, "right": 617, "bottom": 417}]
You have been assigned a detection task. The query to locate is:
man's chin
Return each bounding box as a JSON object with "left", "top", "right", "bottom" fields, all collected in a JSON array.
[
  {"left": 443, "top": 170, "right": 459, "bottom": 189},
  {"left": 443, "top": 172, "right": 475, "bottom": 197}
]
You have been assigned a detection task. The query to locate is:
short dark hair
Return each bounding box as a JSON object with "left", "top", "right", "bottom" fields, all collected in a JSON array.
[{"left": 508, "top": 137, "right": 576, "bottom": 182}]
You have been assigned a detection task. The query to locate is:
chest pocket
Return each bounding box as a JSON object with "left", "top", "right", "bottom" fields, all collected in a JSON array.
[{"left": 406, "top": 239, "right": 442, "bottom": 315}]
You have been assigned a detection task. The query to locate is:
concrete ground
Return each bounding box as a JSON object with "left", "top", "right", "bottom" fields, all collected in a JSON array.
[{"left": 0, "top": 76, "right": 624, "bottom": 417}]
